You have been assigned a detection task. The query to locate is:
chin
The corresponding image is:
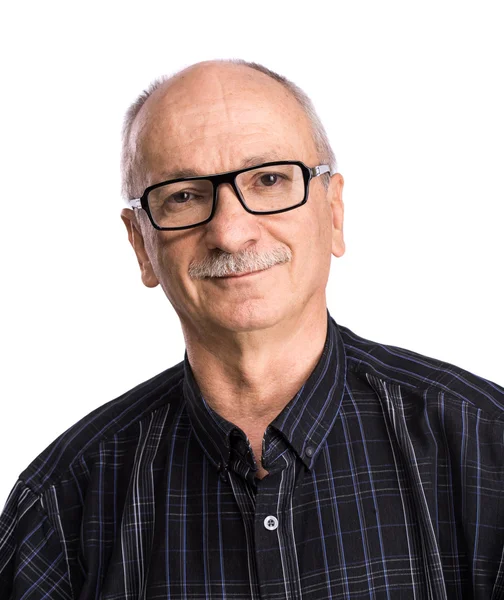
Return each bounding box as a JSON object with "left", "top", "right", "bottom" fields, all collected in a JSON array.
[{"left": 209, "top": 301, "right": 286, "bottom": 333}]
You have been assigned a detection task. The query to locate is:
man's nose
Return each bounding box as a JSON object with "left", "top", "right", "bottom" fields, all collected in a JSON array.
[{"left": 203, "top": 183, "right": 261, "bottom": 254}]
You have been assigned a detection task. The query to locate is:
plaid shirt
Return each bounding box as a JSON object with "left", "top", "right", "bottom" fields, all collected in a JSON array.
[{"left": 1, "top": 313, "right": 503, "bottom": 599}]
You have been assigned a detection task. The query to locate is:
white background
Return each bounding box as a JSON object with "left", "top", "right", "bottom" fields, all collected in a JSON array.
[{"left": 1, "top": 1, "right": 503, "bottom": 507}]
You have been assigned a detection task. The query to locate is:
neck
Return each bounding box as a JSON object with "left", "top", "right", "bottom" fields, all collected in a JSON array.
[{"left": 182, "top": 304, "right": 328, "bottom": 475}]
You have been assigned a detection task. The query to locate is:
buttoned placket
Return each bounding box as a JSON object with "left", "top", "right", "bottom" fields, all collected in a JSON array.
[{"left": 227, "top": 445, "right": 304, "bottom": 600}]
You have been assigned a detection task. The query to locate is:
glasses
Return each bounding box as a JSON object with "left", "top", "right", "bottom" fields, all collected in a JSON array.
[{"left": 128, "top": 160, "right": 330, "bottom": 231}]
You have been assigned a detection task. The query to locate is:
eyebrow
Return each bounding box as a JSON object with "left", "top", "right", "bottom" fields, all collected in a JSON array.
[{"left": 158, "top": 153, "right": 288, "bottom": 181}]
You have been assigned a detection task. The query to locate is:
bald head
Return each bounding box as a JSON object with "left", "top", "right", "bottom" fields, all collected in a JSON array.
[{"left": 121, "top": 60, "right": 336, "bottom": 200}]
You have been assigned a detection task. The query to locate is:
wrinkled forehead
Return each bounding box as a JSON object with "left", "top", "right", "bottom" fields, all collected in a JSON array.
[{"left": 130, "top": 65, "right": 318, "bottom": 181}]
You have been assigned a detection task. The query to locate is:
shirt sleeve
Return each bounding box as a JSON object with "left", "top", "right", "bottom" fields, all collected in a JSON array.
[{"left": 0, "top": 480, "right": 73, "bottom": 600}]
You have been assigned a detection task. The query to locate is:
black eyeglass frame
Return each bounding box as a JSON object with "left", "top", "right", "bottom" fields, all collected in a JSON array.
[{"left": 127, "top": 160, "right": 331, "bottom": 231}]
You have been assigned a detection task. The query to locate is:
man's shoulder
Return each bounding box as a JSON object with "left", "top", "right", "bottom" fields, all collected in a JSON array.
[
  {"left": 20, "top": 361, "right": 186, "bottom": 495},
  {"left": 337, "top": 322, "right": 504, "bottom": 417}
]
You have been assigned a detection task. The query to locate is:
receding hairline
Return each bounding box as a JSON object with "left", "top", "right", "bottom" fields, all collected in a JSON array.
[
  {"left": 121, "top": 59, "right": 337, "bottom": 199},
  {"left": 127, "top": 60, "right": 308, "bottom": 145}
]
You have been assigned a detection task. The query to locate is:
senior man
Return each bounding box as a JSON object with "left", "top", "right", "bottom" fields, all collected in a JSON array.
[{"left": 1, "top": 60, "right": 503, "bottom": 599}]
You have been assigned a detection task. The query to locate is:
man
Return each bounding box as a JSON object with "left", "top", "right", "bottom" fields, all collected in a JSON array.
[{"left": 0, "top": 60, "right": 503, "bottom": 599}]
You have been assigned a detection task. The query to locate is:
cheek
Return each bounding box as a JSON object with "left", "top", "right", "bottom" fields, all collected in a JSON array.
[
  {"left": 149, "top": 237, "right": 196, "bottom": 302},
  {"left": 298, "top": 200, "right": 333, "bottom": 258},
  {"left": 274, "top": 205, "right": 332, "bottom": 292},
  {"left": 318, "top": 199, "right": 335, "bottom": 251},
  {"left": 301, "top": 204, "right": 333, "bottom": 289}
]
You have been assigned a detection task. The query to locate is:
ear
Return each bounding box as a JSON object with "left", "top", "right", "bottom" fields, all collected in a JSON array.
[
  {"left": 121, "top": 209, "right": 159, "bottom": 288},
  {"left": 328, "top": 173, "right": 345, "bottom": 258}
]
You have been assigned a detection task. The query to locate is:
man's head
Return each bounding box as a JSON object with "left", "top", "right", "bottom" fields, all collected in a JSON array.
[{"left": 121, "top": 60, "right": 345, "bottom": 338}]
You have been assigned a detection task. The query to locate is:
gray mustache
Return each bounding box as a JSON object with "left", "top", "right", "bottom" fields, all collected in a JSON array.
[{"left": 188, "top": 247, "right": 292, "bottom": 279}]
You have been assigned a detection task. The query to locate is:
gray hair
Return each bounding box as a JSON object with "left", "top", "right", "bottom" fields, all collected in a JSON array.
[{"left": 121, "top": 60, "right": 337, "bottom": 200}]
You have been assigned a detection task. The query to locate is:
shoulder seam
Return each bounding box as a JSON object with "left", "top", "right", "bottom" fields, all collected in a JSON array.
[
  {"left": 22, "top": 369, "right": 186, "bottom": 494},
  {"left": 348, "top": 357, "right": 504, "bottom": 420}
]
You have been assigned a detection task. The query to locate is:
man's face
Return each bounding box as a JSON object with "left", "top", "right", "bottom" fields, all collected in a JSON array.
[{"left": 122, "top": 64, "right": 344, "bottom": 337}]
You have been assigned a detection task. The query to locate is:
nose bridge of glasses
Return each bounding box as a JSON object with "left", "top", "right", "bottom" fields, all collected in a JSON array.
[{"left": 212, "top": 172, "right": 247, "bottom": 210}]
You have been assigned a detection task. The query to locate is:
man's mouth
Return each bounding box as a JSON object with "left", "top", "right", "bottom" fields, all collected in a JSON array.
[{"left": 217, "top": 268, "right": 268, "bottom": 279}]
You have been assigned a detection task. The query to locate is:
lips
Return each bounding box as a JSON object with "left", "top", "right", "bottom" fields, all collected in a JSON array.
[{"left": 218, "top": 268, "right": 267, "bottom": 279}]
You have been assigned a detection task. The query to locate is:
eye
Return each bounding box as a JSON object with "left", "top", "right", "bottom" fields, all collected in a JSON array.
[
  {"left": 169, "top": 191, "right": 198, "bottom": 204},
  {"left": 259, "top": 173, "right": 280, "bottom": 187}
]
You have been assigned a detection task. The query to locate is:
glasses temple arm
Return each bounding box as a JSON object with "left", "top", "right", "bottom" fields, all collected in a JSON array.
[
  {"left": 127, "top": 198, "right": 142, "bottom": 209},
  {"left": 310, "top": 165, "right": 331, "bottom": 177}
]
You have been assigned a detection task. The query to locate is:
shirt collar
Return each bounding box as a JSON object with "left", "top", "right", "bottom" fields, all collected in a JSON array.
[
  {"left": 266, "top": 312, "right": 346, "bottom": 469},
  {"left": 183, "top": 361, "right": 235, "bottom": 471},
  {"left": 183, "top": 311, "right": 346, "bottom": 473}
]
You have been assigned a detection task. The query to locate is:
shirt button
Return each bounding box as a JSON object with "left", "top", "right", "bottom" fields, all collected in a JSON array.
[
  {"left": 236, "top": 440, "right": 249, "bottom": 455},
  {"left": 305, "top": 446, "right": 315, "bottom": 458},
  {"left": 264, "top": 516, "right": 279, "bottom": 531}
]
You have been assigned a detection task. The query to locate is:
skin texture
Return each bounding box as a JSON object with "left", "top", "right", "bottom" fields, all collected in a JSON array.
[{"left": 121, "top": 62, "right": 345, "bottom": 477}]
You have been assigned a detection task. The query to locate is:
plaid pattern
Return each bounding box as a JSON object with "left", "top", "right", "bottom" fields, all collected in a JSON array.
[{"left": 1, "top": 313, "right": 503, "bottom": 599}]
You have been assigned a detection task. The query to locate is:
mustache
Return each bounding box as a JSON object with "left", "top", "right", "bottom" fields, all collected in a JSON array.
[{"left": 188, "top": 247, "right": 292, "bottom": 279}]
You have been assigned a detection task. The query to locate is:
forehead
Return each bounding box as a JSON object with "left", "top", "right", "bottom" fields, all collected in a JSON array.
[{"left": 131, "top": 64, "right": 318, "bottom": 181}]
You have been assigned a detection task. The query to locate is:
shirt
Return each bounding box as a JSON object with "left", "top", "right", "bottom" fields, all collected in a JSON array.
[{"left": 1, "top": 313, "right": 503, "bottom": 600}]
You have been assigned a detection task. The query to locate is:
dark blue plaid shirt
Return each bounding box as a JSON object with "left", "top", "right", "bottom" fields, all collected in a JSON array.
[{"left": 1, "top": 313, "right": 503, "bottom": 599}]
